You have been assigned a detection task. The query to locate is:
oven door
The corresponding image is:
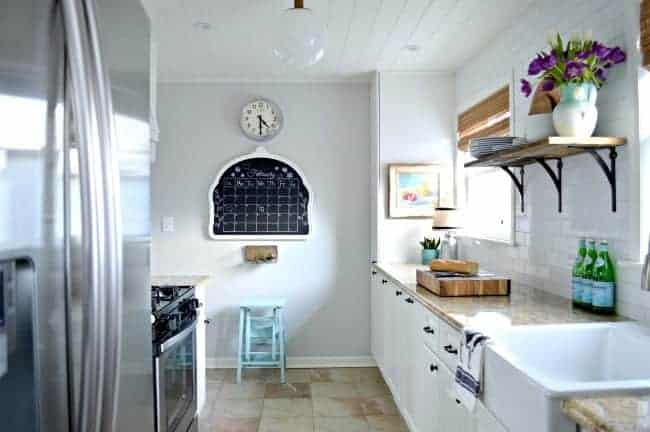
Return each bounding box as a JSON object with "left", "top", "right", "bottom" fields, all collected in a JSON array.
[{"left": 155, "top": 322, "right": 197, "bottom": 432}]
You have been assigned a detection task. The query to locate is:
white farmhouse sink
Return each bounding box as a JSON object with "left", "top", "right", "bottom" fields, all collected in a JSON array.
[{"left": 483, "top": 322, "right": 650, "bottom": 432}]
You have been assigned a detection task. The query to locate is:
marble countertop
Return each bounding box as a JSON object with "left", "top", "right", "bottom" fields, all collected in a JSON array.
[
  {"left": 376, "top": 263, "right": 644, "bottom": 432},
  {"left": 151, "top": 275, "right": 211, "bottom": 288},
  {"left": 562, "top": 397, "right": 650, "bottom": 432},
  {"left": 375, "top": 263, "right": 620, "bottom": 332}
]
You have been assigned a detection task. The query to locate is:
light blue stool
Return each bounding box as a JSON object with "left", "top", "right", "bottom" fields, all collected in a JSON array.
[{"left": 237, "top": 299, "right": 286, "bottom": 384}]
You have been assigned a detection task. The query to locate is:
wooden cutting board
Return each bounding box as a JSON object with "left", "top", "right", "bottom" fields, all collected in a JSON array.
[{"left": 416, "top": 269, "right": 510, "bottom": 297}]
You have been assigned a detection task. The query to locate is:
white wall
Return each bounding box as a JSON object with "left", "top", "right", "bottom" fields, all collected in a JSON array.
[
  {"left": 455, "top": 0, "right": 650, "bottom": 321},
  {"left": 152, "top": 82, "right": 371, "bottom": 363},
  {"left": 376, "top": 72, "right": 456, "bottom": 263}
]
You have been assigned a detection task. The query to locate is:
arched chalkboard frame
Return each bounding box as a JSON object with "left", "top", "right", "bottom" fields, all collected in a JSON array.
[{"left": 209, "top": 147, "right": 313, "bottom": 240}]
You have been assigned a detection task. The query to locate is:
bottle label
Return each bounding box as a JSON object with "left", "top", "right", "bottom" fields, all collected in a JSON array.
[
  {"left": 572, "top": 276, "right": 583, "bottom": 302},
  {"left": 592, "top": 281, "right": 615, "bottom": 308},
  {"left": 579, "top": 278, "right": 592, "bottom": 304},
  {"left": 584, "top": 256, "right": 594, "bottom": 266},
  {"left": 595, "top": 257, "right": 605, "bottom": 267}
]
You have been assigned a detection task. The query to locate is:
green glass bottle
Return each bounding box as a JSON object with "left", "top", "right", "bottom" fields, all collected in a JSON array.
[
  {"left": 572, "top": 238, "right": 587, "bottom": 308},
  {"left": 580, "top": 239, "right": 597, "bottom": 310},
  {"left": 592, "top": 240, "right": 616, "bottom": 314}
]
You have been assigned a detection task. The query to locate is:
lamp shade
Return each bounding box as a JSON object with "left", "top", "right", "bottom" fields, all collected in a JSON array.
[
  {"left": 432, "top": 207, "right": 463, "bottom": 230},
  {"left": 272, "top": 6, "right": 325, "bottom": 68}
]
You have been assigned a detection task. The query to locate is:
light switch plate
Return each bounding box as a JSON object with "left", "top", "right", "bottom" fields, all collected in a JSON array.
[{"left": 162, "top": 216, "right": 174, "bottom": 233}]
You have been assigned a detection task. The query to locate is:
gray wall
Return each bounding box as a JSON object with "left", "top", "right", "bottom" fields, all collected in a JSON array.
[{"left": 152, "top": 82, "right": 371, "bottom": 362}]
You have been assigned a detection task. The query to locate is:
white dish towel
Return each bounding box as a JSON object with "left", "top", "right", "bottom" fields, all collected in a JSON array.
[{"left": 454, "top": 327, "right": 490, "bottom": 412}]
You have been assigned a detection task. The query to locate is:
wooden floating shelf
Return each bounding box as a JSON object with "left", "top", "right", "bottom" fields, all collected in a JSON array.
[{"left": 464, "top": 137, "right": 627, "bottom": 213}]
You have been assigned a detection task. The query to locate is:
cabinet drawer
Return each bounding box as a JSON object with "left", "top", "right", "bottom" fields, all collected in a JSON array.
[
  {"left": 421, "top": 312, "right": 439, "bottom": 353},
  {"left": 438, "top": 320, "right": 461, "bottom": 371}
]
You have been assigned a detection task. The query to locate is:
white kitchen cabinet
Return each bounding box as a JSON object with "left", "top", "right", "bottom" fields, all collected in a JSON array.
[
  {"left": 439, "top": 358, "right": 476, "bottom": 432},
  {"left": 370, "top": 268, "right": 385, "bottom": 370},
  {"left": 412, "top": 344, "right": 441, "bottom": 432},
  {"left": 382, "top": 277, "right": 398, "bottom": 392}
]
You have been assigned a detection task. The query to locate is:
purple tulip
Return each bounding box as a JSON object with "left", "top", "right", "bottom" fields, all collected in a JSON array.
[
  {"left": 528, "top": 55, "right": 544, "bottom": 75},
  {"left": 520, "top": 79, "right": 532, "bottom": 97},
  {"left": 541, "top": 79, "right": 555, "bottom": 92},
  {"left": 595, "top": 68, "right": 608, "bottom": 82},
  {"left": 592, "top": 41, "right": 611, "bottom": 60},
  {"left": 564, "top": 61, "right": 586, "bottom": 79},
  {"left": 540, "top": 53, "right": 557, "bottom": 70},
  {"left": 576, "top": 50, "right": 591, "bottom": 60},
  {"left": 607, "top": 47, "right": 626, "bottom": 64}
]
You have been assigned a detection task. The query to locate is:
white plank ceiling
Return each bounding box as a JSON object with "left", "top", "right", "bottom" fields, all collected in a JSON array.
[{"left": 142, "top": 0, "right": 534, "bottom": 82}]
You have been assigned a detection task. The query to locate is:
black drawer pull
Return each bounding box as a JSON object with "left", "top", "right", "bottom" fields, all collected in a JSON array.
[
  {"left": 395, "top": 291, "right": 403, "bottom": 296},
  {"left": 372, "top": 270, "right": 377, "bottom": 275},
  {"left": 381, "top": 279, "right": 388, "bottom": 284},
  {"left": 429, "top": 364, "right": 438, "bottom": 373},
  {"left": 405, "top": 298, "right": 414, "bottom": 304},
  {"left": 444, "top": 345, "right": 458, "bottom": 355},
  {"left": 456, "top": 399, "right": 462, "bottom": 405},
  {"left": 423, "top": 326, "right": 434, "bottom": 334}
]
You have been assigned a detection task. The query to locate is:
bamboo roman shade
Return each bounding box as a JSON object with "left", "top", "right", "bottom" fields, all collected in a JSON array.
[
  {"left": 642, "top": 0, "right": 650, "bottom": 69},
  {"left": 457, "top": 85, "right": 510, "bottom": 152}
]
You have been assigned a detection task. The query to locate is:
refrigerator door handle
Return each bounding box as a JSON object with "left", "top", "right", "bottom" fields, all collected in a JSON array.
[{"left": 62, "top": 1, "right": 123, "bottom": 431}]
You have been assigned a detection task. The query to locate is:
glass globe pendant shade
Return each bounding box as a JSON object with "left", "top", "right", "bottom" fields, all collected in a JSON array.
[{"left": 272, "top": 5, "right": 325, "bottom": 68}]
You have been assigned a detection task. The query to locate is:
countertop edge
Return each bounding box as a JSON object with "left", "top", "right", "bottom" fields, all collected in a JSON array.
[{"left": 151, "top": 275, "right": 212, "bottom": 288}]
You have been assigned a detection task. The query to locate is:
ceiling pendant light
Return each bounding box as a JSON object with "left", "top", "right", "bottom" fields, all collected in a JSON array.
[{"left": 273, "top": 0, "right": 326, "bottom": 68}]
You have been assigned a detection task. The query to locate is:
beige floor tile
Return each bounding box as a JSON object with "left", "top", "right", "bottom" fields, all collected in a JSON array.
[
  {"left": 355, "top": 382, "right": 390, "bottom": 398},
  {"left": 262, "top": 398, "right": 313, "bottom": 418},
  {"left": 328, "top": 368, "right": 362, "bottom": 384},
  {"left": 309, "top": 369, "right": 334, "bottom": 383},
  {"left": 205, "top": 416, "right": 260, "bottom": 432},
  {"left": 311, "top": 383, "right": 360, "bottom": 398},
  {"left": 207, "top": 368, "right": 227, "bottom": 382},
  {"left": 312, "top": 398, "right": 365, "bottom": 417},
  {"left": 265, "top": 383, "right": 311, "bottom": 399},
  {"left": 365, "top": 416, "right": 408, "bottom": 432},
  {"left": 314, "top": 416, "right": 369, "bottom": 432},
  {"left": 285, "top": 369, "right": 313, "bottom": 383},
  {"left": 357, "top": 368, "right": 384, "bottom": 384},
  {"left": 258, "top": 416, "right": 314, "bottom": 432},
  {"left": 360, "top": 397, "right": 399, "bottom": 416},
  {"left": 221, "top": 368, "right": 283, "bottom": 384},
  {"left": 219, "top": 383, "right": 266, "bottom": 400},
  {"left": 214, "top": 399, "right": 264, "bottom": 419}
]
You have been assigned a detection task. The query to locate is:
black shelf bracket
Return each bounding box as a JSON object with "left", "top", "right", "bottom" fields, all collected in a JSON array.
[
  {"left": 582, "top": 147, "right": 618, "bottom": 212},
  {"left": 535, "top": 158, "right": 563, "bottom": 212},
  {"left": 500, "top": 166, "right": 525, "bottom": 213}
]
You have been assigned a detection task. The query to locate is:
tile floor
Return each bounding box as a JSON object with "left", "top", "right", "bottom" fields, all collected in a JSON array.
[{"left": 199, "top": 367, "right": 408, "bottom": 432}]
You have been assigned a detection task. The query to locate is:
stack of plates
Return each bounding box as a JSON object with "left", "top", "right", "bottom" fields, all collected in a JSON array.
[{"left": 469, "top": 136, "right": 526, "bottom": 158}]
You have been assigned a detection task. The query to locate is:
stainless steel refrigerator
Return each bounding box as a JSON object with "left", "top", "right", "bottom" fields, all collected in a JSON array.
[{"left": 0, "top": 0, "right": 154, "bottom": 431}]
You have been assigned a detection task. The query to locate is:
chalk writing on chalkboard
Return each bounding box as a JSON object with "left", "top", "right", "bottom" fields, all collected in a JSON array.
[{"left": 211, "top": 156, "right": 310, "bottom": 236}]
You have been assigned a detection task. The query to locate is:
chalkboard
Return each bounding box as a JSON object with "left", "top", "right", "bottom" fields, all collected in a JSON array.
[{"left": 211, "top": 154, "right": 310, "bottom": 238}]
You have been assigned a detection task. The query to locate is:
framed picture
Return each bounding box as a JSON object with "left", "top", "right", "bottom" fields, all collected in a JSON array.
[{"left": 388, "top": 164, "right": 453, "bottom": 218}]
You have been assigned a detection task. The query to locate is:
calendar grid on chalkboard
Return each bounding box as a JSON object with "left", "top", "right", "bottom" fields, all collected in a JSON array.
[{"left": 211, "top": 155, "right": 310, "bottom": 238}]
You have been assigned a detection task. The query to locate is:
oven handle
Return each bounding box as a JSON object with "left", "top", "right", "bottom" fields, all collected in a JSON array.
[{"left": 159, "top": 322, "right": 197, "bottom": 354}]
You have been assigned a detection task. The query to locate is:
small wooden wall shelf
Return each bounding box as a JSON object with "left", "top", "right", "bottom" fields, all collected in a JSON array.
[{"left": 464, "top": 137, "right": 626, "bottom": 212}]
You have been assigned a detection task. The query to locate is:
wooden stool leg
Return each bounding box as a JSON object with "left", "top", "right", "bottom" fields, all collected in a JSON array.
[{"left": 237, "top": 307, "right": 245, "bottom": 384}]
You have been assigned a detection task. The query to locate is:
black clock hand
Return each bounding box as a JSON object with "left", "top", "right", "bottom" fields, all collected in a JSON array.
[
  {"left": 257, "top": 115, "right": 262, "bottom": 136},
  {"left": 260, "top": 117, "right": 271, "bottom": 129}
]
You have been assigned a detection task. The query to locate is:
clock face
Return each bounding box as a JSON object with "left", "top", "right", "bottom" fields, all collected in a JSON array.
[{"left": 240, "top": 99, "right": 283, "bottom": 141}]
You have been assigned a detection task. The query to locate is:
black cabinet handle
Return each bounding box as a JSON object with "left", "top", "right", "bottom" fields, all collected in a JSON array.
[
  {"left": 444, "top": 344, "right": 458, "bottom": 355},
  {"left": 204, "top": 319, "right": 211, "bottom": 324},
  {"left": 429, "top": 364, "right": 438, "bottom": 373},
  {"left": 423, "top": 326, "right": 434, "bottom": 334},
  {"left": 395, "top": 291, "right": 403, "bottom": 296},
  {"left": 372, "top": 270, "right": 377, "bottom": 275},
  {"left": 405, "top": 298, "right": 414, "bottom": 304},
  {"left": 456, "top": 399, "right": 462, "bottom": 405},
  {"left": 371, "top": 260, "right": 377, "bottom": 264},
  {"left": 381, "top": 279, "right": 388, "bottom": 284}
]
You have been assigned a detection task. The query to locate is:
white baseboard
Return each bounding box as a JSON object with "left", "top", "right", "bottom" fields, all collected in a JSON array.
[{"left": 207, "top": 356, "right": 376, "bottom": 369}]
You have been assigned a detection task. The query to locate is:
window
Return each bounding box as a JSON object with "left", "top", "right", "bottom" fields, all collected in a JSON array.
[{"left": 457, "top": 85, "right": 514, "bottom": 244}]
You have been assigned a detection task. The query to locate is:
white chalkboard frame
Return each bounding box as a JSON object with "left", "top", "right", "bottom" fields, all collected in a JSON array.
[{"left": 208, "top": 147, "right": 313, "bottom": 241}]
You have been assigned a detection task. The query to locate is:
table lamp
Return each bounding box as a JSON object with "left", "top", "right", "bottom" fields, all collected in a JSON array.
[{"left": 432, "top": 207, "right": 463, "bottom": 260}]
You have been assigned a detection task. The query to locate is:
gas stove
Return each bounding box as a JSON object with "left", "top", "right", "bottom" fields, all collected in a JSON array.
[{"left": 151, "top": 285, "right": 199, "bottom": 349}]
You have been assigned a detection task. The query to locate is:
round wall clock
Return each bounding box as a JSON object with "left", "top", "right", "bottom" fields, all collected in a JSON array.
[{"left": 240, "top": 99, "right": 283, "bottom": 141}]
